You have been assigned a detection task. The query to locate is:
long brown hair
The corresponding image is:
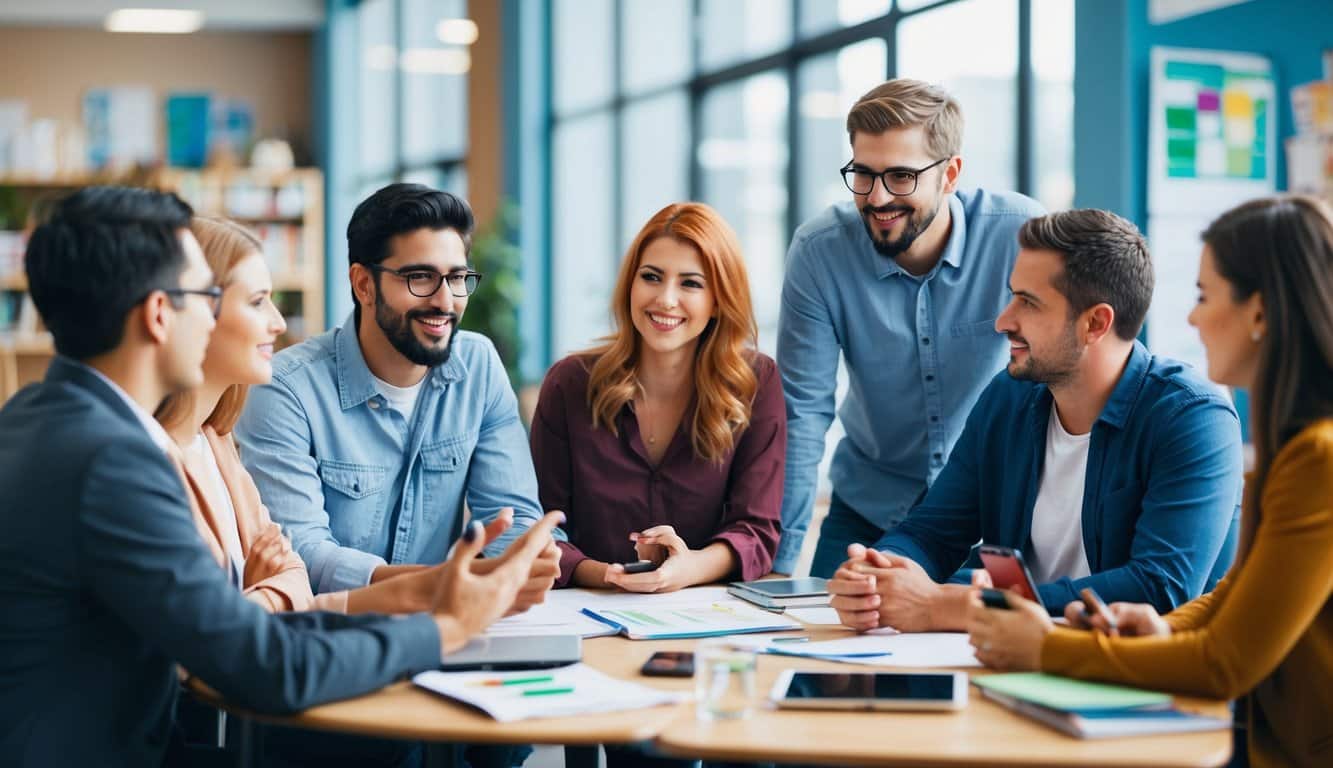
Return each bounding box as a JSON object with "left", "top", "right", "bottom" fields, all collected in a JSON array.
[
  {"left": 585, "top": 202, "right": 759, "bottom": 463},
  {"left": 1202, "top": 195, "right": 1333, "bottom": 561},
  {"left": 155, "top": 216, "right": 264, "bottom": 436}
]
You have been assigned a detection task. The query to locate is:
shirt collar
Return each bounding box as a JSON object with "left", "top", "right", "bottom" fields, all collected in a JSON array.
[
  {"left": 1096, "top": 340, "right": 1151, "bottom": 430},
  {"left": 334, "top": 312, "right": 468, "bottom": 411},
  {"left": 78, "top": 361, "right": 173, "bottom": 453},
  {"left": 869, "top": 193, "right": 967, "bottom": 280}
]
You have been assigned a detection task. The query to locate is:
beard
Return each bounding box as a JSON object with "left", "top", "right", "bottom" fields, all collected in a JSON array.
[
  {"left": 1006, "top": 326, "right": 1081, "bottom": 387},
  {"left": 859, "top": 186, "right": 944, "bottom": 259},
  {"left": 374, "top": 291, "right": 458, "bottom": 368}
]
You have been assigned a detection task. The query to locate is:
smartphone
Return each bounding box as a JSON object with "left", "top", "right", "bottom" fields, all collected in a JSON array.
[
  {"left": 978, "top": 544, "right": 1039, "bottom": 602},
  {"left": 621, "top": 560, "right": 659, "bottom": 574},
  {"left": 1079, "top": 587, "right": 1119, "bottom": 631},
  {"left": 770, "top": 670, "right": 967, "bottom": 711},
  {"left": 979, "top": 587, "right": 1012, "bottom": 610},
  {"left": 641, "top": 651, "right": 694, "bottom": 677}
]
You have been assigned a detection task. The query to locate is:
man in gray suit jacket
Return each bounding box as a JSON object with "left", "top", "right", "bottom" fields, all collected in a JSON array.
[{"left": 0, "top": 187, "right": 562, "bottom": 766}]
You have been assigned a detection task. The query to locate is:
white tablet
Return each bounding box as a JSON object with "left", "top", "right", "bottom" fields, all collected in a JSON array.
[{"left": 770, "top": 670, "right": 968, "bottom": 711}]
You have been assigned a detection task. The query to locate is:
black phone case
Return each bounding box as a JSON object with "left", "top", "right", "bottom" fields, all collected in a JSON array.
[{"left": 641, "top": 652, "right": 694, "bottom": 677}]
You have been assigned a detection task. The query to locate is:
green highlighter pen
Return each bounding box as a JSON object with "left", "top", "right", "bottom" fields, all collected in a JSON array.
[{"left": 521, "top": 687, "right": 575, "bottom": 697}]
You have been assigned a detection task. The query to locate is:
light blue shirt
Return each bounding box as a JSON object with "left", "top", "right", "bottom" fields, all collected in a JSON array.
[
  {"left": 775, "top": 189, "right": 1045, "bottom": 573},
  {"left": 235, "top": 314, "right": 556, "bottom": 593}
]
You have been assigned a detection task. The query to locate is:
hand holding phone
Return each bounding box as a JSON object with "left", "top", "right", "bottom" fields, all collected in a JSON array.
[
  {"left": 620, "top": 560, "right": 659, "bottom": 574},
  {"left": 641, "top": 651, "right": 694, "bottom": 677},
  {"left": 978, "top": 544, "right": 1039, "bottom": 602},
  {"left": 979, "top": 588, "right": 1012, "bottom": 610},
  {"left": 1078, "top": 587, "right": 1119, "bottom": 633}
]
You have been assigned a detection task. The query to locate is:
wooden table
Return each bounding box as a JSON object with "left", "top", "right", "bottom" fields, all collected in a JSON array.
[{"left": 194, "top": 615, "right": 1233, "bottom": 767}]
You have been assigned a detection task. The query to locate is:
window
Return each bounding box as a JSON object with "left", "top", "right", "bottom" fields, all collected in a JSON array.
[{"left": 545, "top": 0, "right": 1074, "bottom": 359}]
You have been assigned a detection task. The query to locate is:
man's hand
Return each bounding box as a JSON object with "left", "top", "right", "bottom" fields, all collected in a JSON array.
[
  {"left": 430, "top": 511, "right": 565, "bottom": 654},
  {"left": 605, "top": 526, "right": 694, "bottom": 593},
  {"left": 829, "top": 544, "right": 957, "bottom": 632},
  {"left": 469, "top": 511, "right": 563, "bottom": 614},
  {"left": 243, "top": 523, "right": 291, "bottom": 588}
]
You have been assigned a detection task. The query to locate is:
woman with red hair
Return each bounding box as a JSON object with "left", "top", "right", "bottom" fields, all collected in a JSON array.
[{"left": 531, "top": 202, "right": 785, "bottom": 591}]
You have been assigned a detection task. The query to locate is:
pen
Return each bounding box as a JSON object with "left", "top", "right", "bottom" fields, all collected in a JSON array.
[
  {"left": 771, "top": 636, "right": 810, "bottom": 643},
  {"left": 470, "top": 675, "right": 556, "bottom": 687},
  {"left": 521, "top": 687, "right": 575, "bottom": 697}
]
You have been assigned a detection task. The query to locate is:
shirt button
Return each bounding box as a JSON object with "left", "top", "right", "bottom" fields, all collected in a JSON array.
[
  {"left": 921, "top": 337, "right": 931, "bottom": 345},
  {"left": 925, "top": 374, "right": 935, "bottom": 382},
  {"left": 933, "top": 452, "right": 943, "bottom": 460},
  {"left": 369, "top": 400, "right": 380, "bottom": 409},
  {"left": 930, "top": 415, "right": 939, "bottom": 423}
]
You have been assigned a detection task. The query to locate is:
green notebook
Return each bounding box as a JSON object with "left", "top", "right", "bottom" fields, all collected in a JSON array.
[{"left": 973, "top": 673, "right": 1172, "bottom": 712}]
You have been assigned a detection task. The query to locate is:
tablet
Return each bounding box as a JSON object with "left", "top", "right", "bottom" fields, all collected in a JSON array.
[
  {"left": 438, "top": 635, "right": 582, "bottom": 672},
  {"left": 770, "top": 670, "right": 968, "bottom": 711}
]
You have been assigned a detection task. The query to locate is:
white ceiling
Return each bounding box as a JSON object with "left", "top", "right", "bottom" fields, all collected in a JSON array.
[{"left": 0, "top": 0, "right": 325, "bottom": 31}]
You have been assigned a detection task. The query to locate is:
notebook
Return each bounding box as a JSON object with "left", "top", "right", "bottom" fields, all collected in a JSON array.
[
  {"left": 727, "top": 577, "right": 830, "bottom": 610},
  {"left": 973, "top": 673, "right": 1231, "bottom": 739},
  {"left": 581, "top": 600, "right": 800, "bottom": 640}
]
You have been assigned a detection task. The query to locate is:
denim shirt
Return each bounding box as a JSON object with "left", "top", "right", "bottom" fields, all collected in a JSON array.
[
  {"left": 875, "top": 341, "right": 1244, "bottom": 614},
  {"left": 235, "top": 315, "right": 554, "bottom": 594},
  {"left": 776, "top": 189, "right": 1045, "bottom": 572}
]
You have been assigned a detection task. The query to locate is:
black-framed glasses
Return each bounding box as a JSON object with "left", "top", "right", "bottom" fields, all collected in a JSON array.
[
  {"left": 840, "top": 157, "right": 949, "bottom": 197},
  {"left": 162, "top": 286, "right": 224, "bottom": 318},
  {"left": 369, "top": 265, "right": 483, "bottom": 298}
]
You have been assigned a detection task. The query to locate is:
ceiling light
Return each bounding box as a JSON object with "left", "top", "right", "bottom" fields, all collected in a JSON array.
[
  {"left": 436, "top": 18, "right": 479, "bottom": 45},
  {"left": 105, "top": 8, "right": 204, "bottom": 34}
]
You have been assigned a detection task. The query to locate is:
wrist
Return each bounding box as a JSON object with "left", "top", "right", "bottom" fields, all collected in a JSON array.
[
  {"left": 435, "top": 616, "right": 468, "bottom": 655},
  {"left": 931, "top": 584, "right": 972, "bottom": 631},
  {"left": 572, "top": 559, "right": 609, "bottom": 587}
]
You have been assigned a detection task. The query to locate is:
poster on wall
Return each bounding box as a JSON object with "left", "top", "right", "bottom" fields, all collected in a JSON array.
[{"left": 1147, "top": 47, "right": 1275, "bottom": 374}]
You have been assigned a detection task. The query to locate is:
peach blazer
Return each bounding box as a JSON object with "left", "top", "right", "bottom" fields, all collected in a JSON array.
[{"left": 168, "top": 425, "right": 348, "bottom": 614}]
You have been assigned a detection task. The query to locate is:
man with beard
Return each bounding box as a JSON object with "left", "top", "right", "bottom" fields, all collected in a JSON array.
[
  {"left": 827, "top": 209, "right": 1243, "bottom": 633},
  {"left": 778, "top": 79, "right": 1046, "bottom": 577},
  {"left": 236, "top": 183, "right": 560, "bottom": 619}
]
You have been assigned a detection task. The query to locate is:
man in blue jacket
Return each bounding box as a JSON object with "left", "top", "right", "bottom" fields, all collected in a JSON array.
[
  {"left": 0, "top": 187, "right": 560, "bottom": 766},
  {"left": 829, "top": 209, "right": 1242, "bottom": 632}
]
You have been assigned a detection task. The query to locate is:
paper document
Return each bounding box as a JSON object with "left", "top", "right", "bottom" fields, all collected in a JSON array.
[
  {"left": 972, "top": 673, "right": 1172, "bottom": 712},
  {"left": 413, "top": 663, "right": 685, "bottom": 723},
  {"left": 784, "top": 606, "right": 843, "bottom": 625},
  {"left": 582, "top": 599, "right": 801, "bottom": 640},
  {"left": 483, "top": 600, "right": 618, "bottom": 639},
  {"left": 732, "top": 630, "right": 980, "bottom": 668}
]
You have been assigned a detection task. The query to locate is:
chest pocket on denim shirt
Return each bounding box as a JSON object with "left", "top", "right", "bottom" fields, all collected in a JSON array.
[
  {"left": 318, "top": 459, "right": 390, "bottom": 550},
  {"left": 420, "top": 434, "right": 471, "bottom": 526},
  {"left": 949, "top": 318, "right": 1006, "bottom": 370}
]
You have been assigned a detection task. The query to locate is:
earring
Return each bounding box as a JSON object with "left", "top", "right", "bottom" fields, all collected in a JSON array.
[{"left": 1251, "top": 329, "right": 1263, "bottom": 342}]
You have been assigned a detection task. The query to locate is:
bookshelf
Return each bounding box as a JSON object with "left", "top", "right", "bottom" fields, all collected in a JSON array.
[{"left": 0, "top": 168, "right": 326, "bottom": 402}]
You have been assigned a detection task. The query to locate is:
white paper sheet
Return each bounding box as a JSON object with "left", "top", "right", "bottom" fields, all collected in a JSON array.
[
  {"left": 729, "top": 630, "right": 980, "bottom": 668},
  {"left": 413, "top": 663, "right": 686, "bottom": 723},
  {"left": 784, "top": 606, "right": 844, "bottom": 626}
]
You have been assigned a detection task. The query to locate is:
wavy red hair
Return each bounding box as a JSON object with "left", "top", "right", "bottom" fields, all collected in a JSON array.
[{"left": 585, "top": 202, "right": 759, "bottom": 463}]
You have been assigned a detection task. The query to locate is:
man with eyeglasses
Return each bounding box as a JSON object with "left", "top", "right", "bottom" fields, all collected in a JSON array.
[
  {"left": 1, "top": 187, "right": 559, "bottom": 765},
  {"left": 777, "top": 79, "right": 1046, "bottom": 577},
  {"left": 236, "top": 184, "right": 562, "bottom": 648}
]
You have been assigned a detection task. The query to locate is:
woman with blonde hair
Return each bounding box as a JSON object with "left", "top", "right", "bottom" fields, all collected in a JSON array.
[
  {"left": 157, "top": 216, "right": 483, "bottom": 614},
  {"left": 531, "top": 202, "right": 785, "bottom": 592},
  {"left": 965, "top": 195, "right": 1333, "bottom": 768}
]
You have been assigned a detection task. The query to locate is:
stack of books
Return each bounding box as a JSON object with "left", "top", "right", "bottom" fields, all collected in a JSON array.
[{"left": 973, "top": 673, "right": 1230, "bottom": 739}]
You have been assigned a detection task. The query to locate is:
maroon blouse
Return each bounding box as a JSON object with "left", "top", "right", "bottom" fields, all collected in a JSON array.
[{"left": 530, "top": 352, "right": 786, "bottom": 588}]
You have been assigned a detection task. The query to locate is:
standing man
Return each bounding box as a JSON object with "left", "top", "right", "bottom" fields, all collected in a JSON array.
[
  {"left": 778, "top": 79, "right": 1045, "bottom": 576},
  {"left": 237, "top": 184, "right": 561, "bottom": 600}
]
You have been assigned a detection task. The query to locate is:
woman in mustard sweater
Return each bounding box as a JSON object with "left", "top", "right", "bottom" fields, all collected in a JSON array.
[{"left": 965, "top": 195, "right": 1333, "bottom": 768}]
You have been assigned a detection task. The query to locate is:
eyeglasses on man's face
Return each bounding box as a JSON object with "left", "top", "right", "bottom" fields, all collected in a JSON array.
[
  {"left": 369, "top": 265, "right": 483, "bottom": 299},
  {"left": 162, "top": 286, "right": 224, "bottom": 318},
  {"left": 840, "top": 157, "right": 949, "bottom": 197}
]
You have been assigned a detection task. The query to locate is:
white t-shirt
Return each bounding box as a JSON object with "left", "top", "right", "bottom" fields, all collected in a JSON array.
[
  {"left": 1027, "top": 402, "right": 1092, "bottom": 584},
  {"left": 372, "top": 374, "right": 426, "bottom": 422},
  {"left": 190, "top": 432, "right": 246, "bottom": 582}
]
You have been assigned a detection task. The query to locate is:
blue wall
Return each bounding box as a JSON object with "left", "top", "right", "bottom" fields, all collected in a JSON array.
[{"left": 1076, "top": 0, "right": 1333, "bottom": 225}]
